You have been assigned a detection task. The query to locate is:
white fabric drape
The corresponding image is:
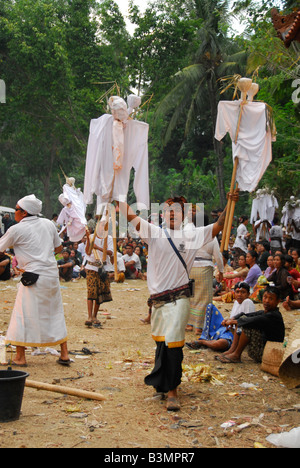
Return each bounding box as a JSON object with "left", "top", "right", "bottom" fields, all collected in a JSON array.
[
  {"left": 215, "top": 101, "right": 276, "bottom": 193},
  {"left": 84, "top": 115, "right": 149, "bottom": 210},
  {"left": 57, "top": 183, "right": 87, "bottom": 242},
  {"left": 250, "top": 192, "right": 279, "bottom": 224}
]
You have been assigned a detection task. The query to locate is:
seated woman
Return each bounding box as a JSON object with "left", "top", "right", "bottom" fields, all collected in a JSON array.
[
  {"left": 213, "top": 252, "right": 233, "bottom": 296},
  {"left": 264, "top": 255, "right": 276, "bottom": 279},
  {"left": 186, "top": 282, "right": 255, "bottom": 352},
  {"left": 216, "top": 286, "right": 285, "bottom": 364},
  {"left": 267, "top": 253, "right": 294, "bottom": 300},
  {"left": 0, "top": 251, "right": 11, "bottom": 281},
  {"left": 215, "top": 251, "right": 263, "bottom": 303},
  {"left": 244, "top": 250, "right": 262, "bottom": 288},
  {"left": 291, "top": 248, "right": 300, "bottom": 273},
  {"left": 285, "top": 254, "right": 300, "bottom": 298},
  {"left": 223, "top": 254, "right": 249, "bottom": 289}
]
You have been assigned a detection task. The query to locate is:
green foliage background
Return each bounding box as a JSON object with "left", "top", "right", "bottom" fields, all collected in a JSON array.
[{"left": 0, "top": 0, "right": 299, "bottom": 219}]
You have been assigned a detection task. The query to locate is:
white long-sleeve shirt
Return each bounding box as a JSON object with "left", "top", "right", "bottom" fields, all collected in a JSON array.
[{"left": 233, "top": 223, "right": 248, "bottom": 253}]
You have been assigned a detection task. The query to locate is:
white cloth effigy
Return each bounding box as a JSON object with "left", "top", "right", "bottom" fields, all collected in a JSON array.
[
  {"left": 84, "top": 115, "right": 149, "bottom": 210},
  {"left": 57, "top": 184, "right": 87, "bottom": 242},
  {"left": 215, "top": 101, "right": 276, "bottom": 193},
  {"left": 63, "top": 183, "right": 87, "bottom": 227},
  {"left": 0, "top": 216, "right": 67, "bottom": 348},
  {"left": 281, "top": 199, "right": 300, "bottom": 227},
  {"left": 250, "top": 192, "right": 279, "bottom": 224},
  {"left": 57, "top": 205, "right": 87, "bottom": 242}
]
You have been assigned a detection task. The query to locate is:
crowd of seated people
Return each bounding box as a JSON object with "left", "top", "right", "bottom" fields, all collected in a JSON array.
[{"left": 213, "top": 234, "right": 300, "bottom": 306}]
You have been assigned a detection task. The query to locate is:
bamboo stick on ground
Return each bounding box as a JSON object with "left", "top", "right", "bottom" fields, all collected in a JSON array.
[{"left": 25, "top": 380, "right": 107, "bottom": 401}]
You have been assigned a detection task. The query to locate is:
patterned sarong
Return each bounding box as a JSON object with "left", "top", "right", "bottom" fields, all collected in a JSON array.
[
  {"left": 188, "top": 266, "right": 213, "bottom": 330},
  {"left": 200, "top": 303, "right": 233, "bottom": 345},
  {"left": 86, "top": 270, "right": 112, "bottom": 305}
]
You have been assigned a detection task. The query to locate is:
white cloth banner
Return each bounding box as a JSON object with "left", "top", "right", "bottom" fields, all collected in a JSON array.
[
  {"left": 63, "top": 184, "right": 87, "bottom": 227},
  {"left": 250, "top": 193, "right": 278, "bottom": 224},
  {"left": 215, "top": 101, "right": 276, "bottom": 193},
  {"left": 57, "top": 183, "right": 87, "bottom": 242},
  {"left": 84, "top": 114, "right": 150, "bottom": 210}
]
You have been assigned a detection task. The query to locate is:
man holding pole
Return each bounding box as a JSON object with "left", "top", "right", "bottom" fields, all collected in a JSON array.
[
  {"left": 0, "top": 195, "right": 70, "bottom": 367},
  {"left": 117, "top": 189, "right": 239, "bottom": 411}
]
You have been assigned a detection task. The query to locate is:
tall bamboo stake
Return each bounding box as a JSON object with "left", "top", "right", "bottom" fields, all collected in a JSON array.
[
  {"left": 111, "top": 204, "right": 119, "bottom": 282},
  {"left": 220, "top": 157, "right": 239, "bottom": 252}
]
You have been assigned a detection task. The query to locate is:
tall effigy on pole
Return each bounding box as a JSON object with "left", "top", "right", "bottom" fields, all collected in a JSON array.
[
  {"left": 215, "top": 77, "right": 277, "bottom": 252},
  {"left": 57, "top": 176, "right": 87, "bottom": 242},
  {"left": 83, "top": 94, "right": 150, "bottom": 280}
]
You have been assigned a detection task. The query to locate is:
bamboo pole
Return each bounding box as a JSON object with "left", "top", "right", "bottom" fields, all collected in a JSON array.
[
  {"left": 25, "top": 380, "right": 107, "bottom": 401},
  {"left": 111, "top": 204, "right": 119, "bottom": 282},
  {"left": 221, "top": 157, "right": 239, "bottom": 252},
  {"left": 87, "top": 172, "right": 116, "bottom": 256},
  {"left": 224, "top": 181, "right": 239, "bottom": 250}
]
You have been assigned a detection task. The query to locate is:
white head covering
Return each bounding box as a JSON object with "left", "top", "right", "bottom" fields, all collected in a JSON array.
[
  {"left": 18, "top": 194, "right": 42, "bottom": 215},
  {"left": 108, "top": 96, "right": 129, "bottom": 122},
  {"left": 58, "top": 194, "right": 70, "bottom": 207}
]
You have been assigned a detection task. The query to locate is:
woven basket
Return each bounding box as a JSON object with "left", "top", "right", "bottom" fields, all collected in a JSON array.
[
  {"left": 279, "top": 322, "right": 300, "bottom": 389},
  {"left": 261, "top": 341, "right": 285, "bottom": 377}
]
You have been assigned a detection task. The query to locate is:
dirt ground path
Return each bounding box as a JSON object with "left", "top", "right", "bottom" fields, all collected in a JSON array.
[{"left": 0, "top": 278, "right": 299, "bottom": 449}]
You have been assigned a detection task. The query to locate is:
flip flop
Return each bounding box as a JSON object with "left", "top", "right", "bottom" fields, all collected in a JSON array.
[
  {"left": 166, "top": 397, "right": 181, "bottom": 412},
  {"left": 85, "top": 321, "right": 93, "bottom": 327},
  {"left": 10, "top": 361, "right": 28, "bottom": 368},
  {"left": 215, "top": 355, "right": 241, "bottom": 364},
  {"left": 57, "top": 358, "right": 71, "bottom": 367},
  {"left": 185, "top": 342, "right": 203, "bottom": 350}
]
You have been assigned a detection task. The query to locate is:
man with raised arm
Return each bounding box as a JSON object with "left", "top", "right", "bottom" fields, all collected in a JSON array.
[{"left": 117, "top": 190, "right": 239, "bottom": 411}]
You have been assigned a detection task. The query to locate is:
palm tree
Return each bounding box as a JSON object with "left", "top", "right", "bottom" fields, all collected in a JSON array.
[{"left": 154, "top": 0, "right": 247, "bottom": 206}]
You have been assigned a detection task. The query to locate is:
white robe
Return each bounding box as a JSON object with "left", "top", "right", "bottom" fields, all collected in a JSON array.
[
  {"left": 57, "top": 205, "right": 86, "bottom": 243},
  {"left": 215, "top": 101, "right": 276, "bottom": 193},
  {"left": 63, "top": 184, "right": 87, "bottom": 227},
  {"left": 84, "top": 114, "right": 149, "bottom": 210},
  {"left": 57, "top": 184, "right": 87, "bottom": 242},
  {"left": 0, "top": 217, "right": 67, "bottom": 347}
]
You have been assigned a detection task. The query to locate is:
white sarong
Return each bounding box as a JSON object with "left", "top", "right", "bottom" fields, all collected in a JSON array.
[
  {"left": 151, "top": 297, "right": 190, "bottom": 349},
  {"left": 5, "top": 276, "right": 67, "bottom": 348}
]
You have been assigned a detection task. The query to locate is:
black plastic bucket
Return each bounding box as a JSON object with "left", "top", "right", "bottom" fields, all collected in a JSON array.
[{"left": 0, "top": 368, "right": 29, "bottom": 422}]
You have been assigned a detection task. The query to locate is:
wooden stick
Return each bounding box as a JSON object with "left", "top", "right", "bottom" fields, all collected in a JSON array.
[
  {"left": 221, "top": 157, "right": 239, "bottom": 252},
  {"left": 25, "top": 380, "right": 107, "bottom": 401},
  {"left": 110, "top": 204, "right": 119, "bottom": 282},
  {"left": 224, "top": 182, "right": 239, "bottom": 250}
]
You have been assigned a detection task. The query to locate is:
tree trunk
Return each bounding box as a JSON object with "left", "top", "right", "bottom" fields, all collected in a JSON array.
[
  {"left": 207, "top": 74, "right": 226, "bottom": 207},
  {"left": 42, "top": 141, "right": 57, "bottom": 219}
]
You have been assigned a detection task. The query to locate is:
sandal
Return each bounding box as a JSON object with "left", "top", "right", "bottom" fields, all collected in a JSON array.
[
  {"left": 10, "top": 361, "right": 28, "bottom": 368},
  {"left": 215, "top": 355, "right": 241, "bottom": 364},
  {"left": 85, "top": 320, "right": 93, "bottom": 327},
  {"left": 57, "top": 358, "right": 71, "bottom": 367},
  {"left": 166, "top": 397, "right": 181, "bottom": 412},
  {"left": 185, "top": 341, "right": 203, "bottom": 350}
]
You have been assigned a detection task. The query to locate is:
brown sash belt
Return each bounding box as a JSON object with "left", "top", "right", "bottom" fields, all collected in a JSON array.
[{"left": 148, "top": 283, "right": 191, "bottom": 308}]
